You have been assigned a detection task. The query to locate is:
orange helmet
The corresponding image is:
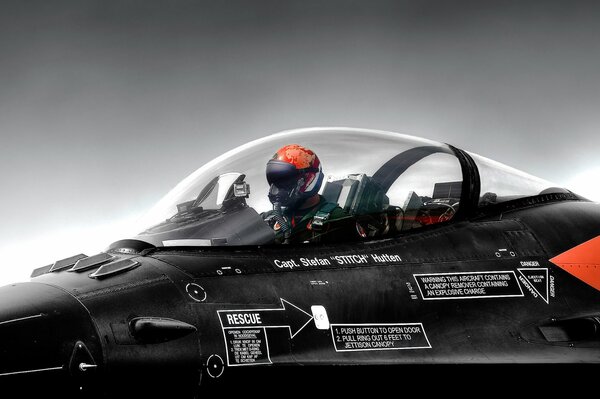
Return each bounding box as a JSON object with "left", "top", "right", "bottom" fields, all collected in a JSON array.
[{"left": 266, "top": 144, "right": 324, "bottom": 208}]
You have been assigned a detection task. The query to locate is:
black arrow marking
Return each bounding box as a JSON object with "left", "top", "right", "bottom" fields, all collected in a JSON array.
[{"left": 217, "top": 298, "right": 314, "bottom": 338}]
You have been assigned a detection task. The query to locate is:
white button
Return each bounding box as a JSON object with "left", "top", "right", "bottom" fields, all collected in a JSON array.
[{"left": 311, "top": 305, "right": 329, "bottom": 330}]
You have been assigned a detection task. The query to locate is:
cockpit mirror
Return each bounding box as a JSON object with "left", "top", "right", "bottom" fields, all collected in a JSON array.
[
  {"left": 233, "top": 182, "right": 250, "bottom": 198},
  {"left": 215, "top": 173, "right": 250, "bottom": 209},
  {"left": 216, "top": 173, "right": 243, "bottom": 206}
]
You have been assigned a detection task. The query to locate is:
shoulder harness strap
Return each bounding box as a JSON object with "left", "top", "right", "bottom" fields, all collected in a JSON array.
[{"left": 311, "top": 202, "right": 339, "bottom": 231}]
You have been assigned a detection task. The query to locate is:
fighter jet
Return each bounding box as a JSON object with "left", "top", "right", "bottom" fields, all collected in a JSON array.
[{"left": 1, "top": 127, "right": 599, "bottom": 397}]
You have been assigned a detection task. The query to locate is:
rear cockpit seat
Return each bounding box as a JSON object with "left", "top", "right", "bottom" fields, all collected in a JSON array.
[{"left": 322, "top": 174, "right": 403, "bottom": 238}]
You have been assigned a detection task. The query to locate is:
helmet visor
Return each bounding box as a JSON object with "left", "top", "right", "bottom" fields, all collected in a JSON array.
[{"left": 266, "top": 159, "right": 299, "bottom": 187}]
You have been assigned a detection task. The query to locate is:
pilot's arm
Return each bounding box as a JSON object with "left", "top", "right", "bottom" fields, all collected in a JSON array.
[{"left": 261, "top": 209, "right": 291, "bottom": 244}]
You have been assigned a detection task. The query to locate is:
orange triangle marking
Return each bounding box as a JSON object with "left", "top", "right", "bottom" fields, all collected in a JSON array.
[{"left": 549, "top": 235, "right": 600, "bottom": 291}]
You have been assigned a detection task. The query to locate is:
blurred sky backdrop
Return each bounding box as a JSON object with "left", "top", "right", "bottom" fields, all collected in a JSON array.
[{"left": 1, "top": 0, "right": 599, "bottom": 285}]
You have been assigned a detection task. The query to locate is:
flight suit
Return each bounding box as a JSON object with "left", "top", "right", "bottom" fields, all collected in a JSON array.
[{"left": 265, "top": 196, "right": 356, "bottom": 244}]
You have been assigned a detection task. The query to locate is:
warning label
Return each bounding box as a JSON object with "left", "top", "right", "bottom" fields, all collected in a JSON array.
[
  {"left": 217, "top": 298, "right": 313, "bottom": 366},
  {"left": 518, "top": 268, "right": 549, "bottom": 304},
  {"left": 331, "top": 323, "right": 431, "bottom": 352},
  {"left": 224, "top": 328, "right": 270, "bottom": 366},
  {"left": 413, "top": 271, "right": 524, "bottom": 300}
]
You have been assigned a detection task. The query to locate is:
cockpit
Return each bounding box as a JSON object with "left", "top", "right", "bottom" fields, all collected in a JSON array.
[{"left": 132, "top": 128, "right": 569, "bottom": 247}]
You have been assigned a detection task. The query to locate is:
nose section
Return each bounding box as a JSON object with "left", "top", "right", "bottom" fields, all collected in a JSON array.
[{"left": 0, "top": 282, "right": 101, "bottom": 393}]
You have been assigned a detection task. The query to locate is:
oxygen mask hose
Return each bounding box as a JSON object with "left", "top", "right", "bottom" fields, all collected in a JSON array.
[{"left": 273, "top": 202, "right": 291, "bottom": 242}]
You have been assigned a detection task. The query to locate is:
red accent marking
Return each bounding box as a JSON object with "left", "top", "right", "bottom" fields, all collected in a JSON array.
[{"left": 550, "top": 235, "right": 600, "bottom": 291}]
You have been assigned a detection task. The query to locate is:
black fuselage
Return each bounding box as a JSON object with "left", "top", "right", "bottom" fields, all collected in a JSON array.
[{"left": 2, "top": 196, "right": 599, "bottom": 396}]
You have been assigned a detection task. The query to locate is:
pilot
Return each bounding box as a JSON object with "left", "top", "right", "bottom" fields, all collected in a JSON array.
[{"left": 262, "top": 144, "right": 353, "bottom": 244}]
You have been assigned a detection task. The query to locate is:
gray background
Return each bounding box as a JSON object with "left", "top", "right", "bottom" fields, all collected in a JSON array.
[{"left": 1, "top": 0, "right": 599, "bottom": 284}]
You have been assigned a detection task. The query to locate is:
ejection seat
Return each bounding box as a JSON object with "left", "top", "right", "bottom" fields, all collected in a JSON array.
[
  {"left": 403, "top": 181, "right": 461, "bottom": 229},
  {"left": 321, "top": 174, "right": 403, "bottom": 238}
]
